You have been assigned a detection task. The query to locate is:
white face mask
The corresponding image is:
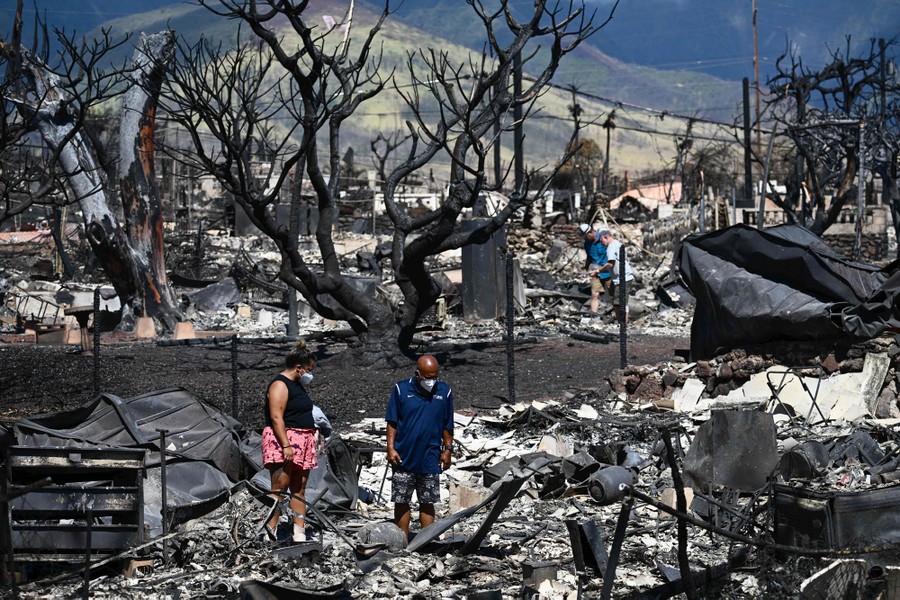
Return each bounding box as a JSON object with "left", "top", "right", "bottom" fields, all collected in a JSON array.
[
  {"left": 299, "top": 372, "right": 314, "bottom": 385},
  {"left": 419, "top": 378, "right": 436, "bottom": 392}
]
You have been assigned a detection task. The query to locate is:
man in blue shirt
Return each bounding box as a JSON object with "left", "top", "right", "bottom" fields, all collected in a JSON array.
[
  {"left": 582, "top": 225, "right": 611, "bottom": 313},
  {"left": 385, "top": 354, "right": 455, "bottom": 538}
]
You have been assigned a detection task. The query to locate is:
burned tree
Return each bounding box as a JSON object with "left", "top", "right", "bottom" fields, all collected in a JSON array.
[
  {"left": 163, "top": 0, "right": 606, "bottom": 360},
  {"left": 5, "top": 16, "right": 184, "bottom": 330},
  {"left": 765, "top": 37, "right": 900, "bottom": 238},
  {"left": 0, "top": 6, "right": 121, "bottom": 277},
  {"left": 0, "top": 50, "right": 65, "bottom": 229}
]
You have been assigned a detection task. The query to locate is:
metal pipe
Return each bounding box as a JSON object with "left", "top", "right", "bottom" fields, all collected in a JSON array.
[
  {"left": 231, "top": 335, "right": 239, "bottom": 419},
  {"left": 618, "top": 245, "right": 627, "bottom": 370},
  {"left": 92, "top": 287, "right": 100, "bottom": 396},
  {"left": 505, "top": 248, "right": 516, "bottom": 404},
  {"left": 82, "top": 505, "right": 92, "bottom": 599},
  {"left": 855, "top": 123, "right": 866, "bottom": 260},
  {"left": 158, "top": 429, "right": 170, "bottom": 565}
]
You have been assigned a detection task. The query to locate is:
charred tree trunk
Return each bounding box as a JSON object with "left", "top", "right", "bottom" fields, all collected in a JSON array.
[
  {"left": 117, "top": 31, "right": 181, "bottom": 330},
  {"left": 18, "top": 32, "right": 182, "bottom": 332}
]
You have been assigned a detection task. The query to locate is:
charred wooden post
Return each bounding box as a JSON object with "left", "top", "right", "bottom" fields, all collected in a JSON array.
[
  {"left": 600, "top": 496, "right": 633, "bottom": 600},
  {"left": 157, "top": 428, "right": 170, "bottom": 566},
  {"left": 93, "top": 286, "right": 100, "bottom": 395},
  {"left": 231, "top": 335, "right": 239, "bottom": 419},
  {"left": 618, "top": 245, "right": 627, "bottom": 370},
  {"left": 663, "top": 429, "right": 698, "bottom": 600},
  {"left": 505, "top": 248, "right": 516, "bottom": 404}
]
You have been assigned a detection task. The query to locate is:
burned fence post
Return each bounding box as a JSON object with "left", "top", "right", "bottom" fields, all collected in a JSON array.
[
  {"left": 231, "top": 335, "right": 239, "bottom": 420},
  {"left": 618, "top": 245, "right": 627, "bottom": 370},
  {"left": 157, "top": 428, "right": 170, "bottom": 566},
  {"left": 83, "top": 504, "right": 92, "bottom": 600},
  {"left": 663, "top": 428, "right": 699, "bottom": 600},
  {"left": 600, "top": 495, "right": 633, "bottom": 600},
  {"left": 505, "top": 248, "right": 516, "bottom": 405},
  {"left": 93, "top": 286, "right": 101, "bottom": 397}
]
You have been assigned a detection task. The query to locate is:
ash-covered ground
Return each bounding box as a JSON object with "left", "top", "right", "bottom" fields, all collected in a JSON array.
[{"left": 0, "top": 331, "right": 687, "bottom": 429}]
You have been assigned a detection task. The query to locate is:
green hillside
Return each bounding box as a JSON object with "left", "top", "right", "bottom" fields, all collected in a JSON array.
[{"left": 87, "top": 0, "right": 740, "bottom": 183}]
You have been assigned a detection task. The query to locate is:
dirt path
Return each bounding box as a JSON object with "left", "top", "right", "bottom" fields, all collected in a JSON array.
[{"left": 0, "top": 333, "right": 687, "bottom": 428}]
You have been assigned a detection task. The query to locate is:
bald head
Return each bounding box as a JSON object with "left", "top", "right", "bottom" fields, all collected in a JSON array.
[{"left": 416, "top": 354, "right": 439, "bottom": 379}]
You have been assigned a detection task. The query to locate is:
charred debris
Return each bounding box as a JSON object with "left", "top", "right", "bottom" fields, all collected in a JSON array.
[
  {"left": 4, "top": 220, "right": 900, "bottom": 597},
  {"left": 4, "top": 349, "right": 900, "bottom": 599}
]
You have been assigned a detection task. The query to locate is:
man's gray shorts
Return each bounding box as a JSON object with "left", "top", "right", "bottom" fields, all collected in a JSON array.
[{"left": 391, "top": 470, "right": 441, "bottom": 504}]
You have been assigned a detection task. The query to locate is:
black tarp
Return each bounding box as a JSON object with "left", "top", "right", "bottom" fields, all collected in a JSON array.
[
  {"left": 9, "top": 388, "right": 356, "bottom": 537},
  {"left": 678, "top": 224, "right": 898, "bottom": 359}
]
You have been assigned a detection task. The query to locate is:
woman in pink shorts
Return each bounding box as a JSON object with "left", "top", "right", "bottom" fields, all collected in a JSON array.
[{"left": 261, "top": 340, "right": 320, "bottom": 542}]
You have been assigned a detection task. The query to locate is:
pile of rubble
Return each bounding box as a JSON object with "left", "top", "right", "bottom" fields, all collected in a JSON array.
[
  {"left": 10, "top": 221, "right": 900, "bottom": 597},
  {"left": 8, "top": 341, "right": 900, "bottom": 598},
  {"left": 1, "top": 223, "right": 690, "bottom": 344}
]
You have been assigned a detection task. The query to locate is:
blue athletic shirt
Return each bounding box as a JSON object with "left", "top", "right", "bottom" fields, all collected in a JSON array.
[
  {"left": 584, "top": 237, "right": 611, "bottom": 281},
  {"left": 385, "top": 376, "right": 455, "bottom": 474}
]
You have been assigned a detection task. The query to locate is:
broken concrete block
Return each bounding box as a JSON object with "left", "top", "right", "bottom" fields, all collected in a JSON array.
[
  {"left": 64, "top": 325, "right": 81, "bottom": 346},
  {"left": 546, "top": 239, "right": 569, "bottom": 264},
  {"left": 823, "top": 373, "right": 868, "bottom": 422},
  {"left": 258, "top": 308, "right": 273, "bottom": 327},
  {"left": 861, "top": 353, "right": 890, "bottom": 416},
  {"left": 538, "top": 434, "right": 574, "bottom": 458},
  {"left": 659, "top": 487, "right": 694, "bottom": 510},
  {"left": 173, "top": 322, "right": 196, "bottom": 340},
  {"left": 135, "top": 317, "right": 156, "bottom": 339},
  {"left": 875, "top": 389, "right": 900, "bottom": 419},
  {"left": 672, "top": 377, "right": 704, "bottom": 412},
  {"left": 575, "top": 404, "right": 598, "bottom": 420},
  {"left": 234, "top": 303, "right": 252, "bottom": 319},
  {"left": 447, "top": 478, "right": 494, "bottom": 515}
]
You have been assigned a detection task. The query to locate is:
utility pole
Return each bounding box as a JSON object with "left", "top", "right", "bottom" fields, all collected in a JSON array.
[
  {"left": 742, "top": 78, "right": 754, "bottom": 214},
  {"left": 794, "top": 80, "right": 806, "bottom": 225},
  {"left": 880, "top": 38, "right": 887, "bottom": 121},
  {"left": 752, "top": 0, "right": 761, "bottom": 154},
  {"left": 514, "top": 53, "right": 524, "bottom": 192},
  {"left": 855, "top": 122, "right": 866, "bottom": 260},
  {"left": 602, "top": 111, "right": 616, "bottom": 195}
]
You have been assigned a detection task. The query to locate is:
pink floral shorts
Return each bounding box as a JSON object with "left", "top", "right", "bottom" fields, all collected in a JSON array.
[{"left": 261, "top": 426, "right": 318, "bottom": 470}]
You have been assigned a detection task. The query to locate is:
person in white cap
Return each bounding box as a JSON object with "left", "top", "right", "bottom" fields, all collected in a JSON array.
[{"left": 596, "top": 230, "right": 634, "bottom": 323}]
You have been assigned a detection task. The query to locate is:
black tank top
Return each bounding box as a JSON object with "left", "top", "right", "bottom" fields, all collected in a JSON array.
[{"left": 264, "top": 374, "right": 315, "bottom": 428}]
